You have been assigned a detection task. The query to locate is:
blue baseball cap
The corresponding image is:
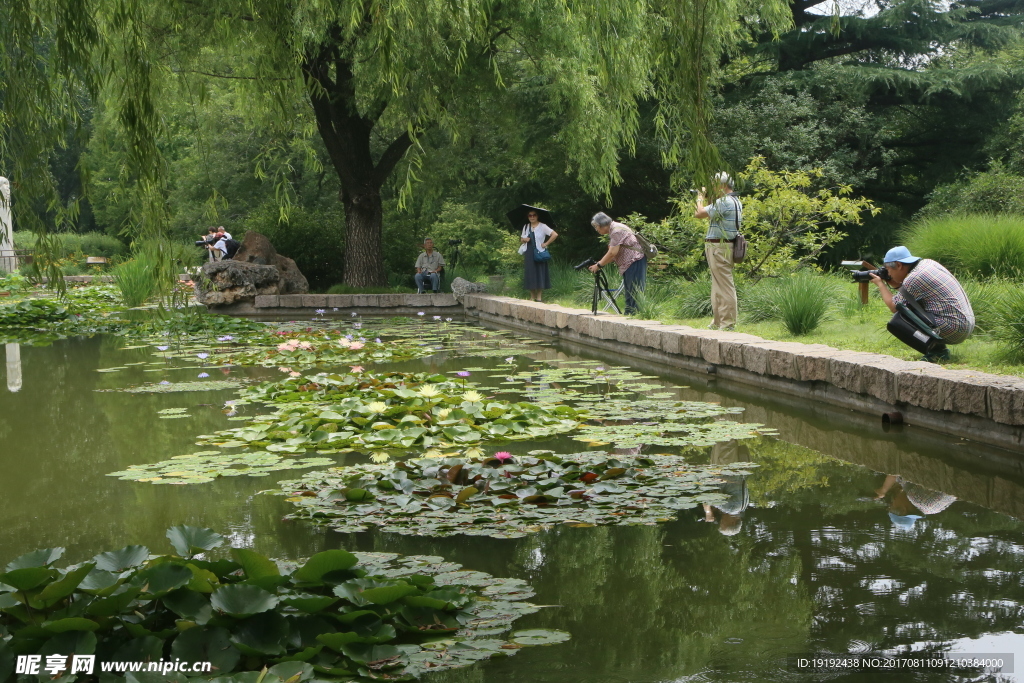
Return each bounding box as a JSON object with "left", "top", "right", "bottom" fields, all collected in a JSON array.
[{"left": 883, "top": 246, "right": 922, "bottom": 264}]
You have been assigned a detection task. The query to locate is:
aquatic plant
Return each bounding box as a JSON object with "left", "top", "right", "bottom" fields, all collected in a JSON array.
[
  {"left": 112, "top": 252, "right": 161, "bottom": 307},
  {"left": 0, "top": 527, "right": 561, "bottom": 681},
  {"left": 196, "top": 372, "right": 581, "bottom": 453},
  {"left": 276, "top": 453, "right": 755, "bottom": 539},
  {"left": 108, "top": 451, "right": 336, "bottom": 484}
]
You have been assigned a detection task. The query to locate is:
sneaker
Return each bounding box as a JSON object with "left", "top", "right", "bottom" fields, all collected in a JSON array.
[
  {"left": 706, "top": 323, "right": 718, "bottom": 330},
  {"left": 920, "top": 348, "right": 951, "bottom": 363}
]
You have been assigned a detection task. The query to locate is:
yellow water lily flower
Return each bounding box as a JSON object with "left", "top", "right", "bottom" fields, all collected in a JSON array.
[
  {"left": 463, "top": 447, "right": 484, "bottom": 460},
  {"left": 367, "top": 401, "right": 388, "bottom": 414},
  {"left": 462, "top": 390, "right": 483, "bottom": 403},
  {"left": 418, "top": 385, "right": 441, "bottom": 398},
  {"left": 436, "top": 408, "right": 452, "bottom": 419},
  {"left": 422, "top": 449, "right": 444, "bottom": 458},
  {"left": 370, "top": 452, "right": 391, "bottom": 463}
]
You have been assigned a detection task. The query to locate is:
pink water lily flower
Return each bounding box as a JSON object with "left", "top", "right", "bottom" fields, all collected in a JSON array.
[
  {"left": 350, "top": 365, "right": 364, "bottom": 373},
  {"left": 494, "top": 452, "right": 513, "bottom": 462},
  {"left": 348, "top": 341, "right": 365, "bottom": 350},
  {"left": 289, "top": 371, "right": 301, "bottom": 377},
  {"left": 297, "top": 341, "right": 313, "bottom": 350}
]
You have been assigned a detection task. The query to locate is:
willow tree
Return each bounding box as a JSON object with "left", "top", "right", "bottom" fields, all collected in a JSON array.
[{"left": 2, "top": 0, "right": 790, "bottom": 286}]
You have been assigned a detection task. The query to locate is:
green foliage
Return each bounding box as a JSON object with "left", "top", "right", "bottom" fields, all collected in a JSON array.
[
  {"left": 113, "top": 253, "right": 160, "bottom": 307},
  {"left": 0, "top": 284, "right": 128, "bottom": 344},
  {"left": 0, "top": 527, "right": 553, "bottom": 681},
  {"left": 12, "top": 231, "right": 127, "bottom": 260},
  {"left": 773, "top": 272, "right": 838, "bottom": 335},
  {"left": 197, "top": 370, "right": 582, "bottom": 453},
  {"left": 419, "top": 203, "right": 514, "bottom": 275},
  {"left": 993, "top": 287, "right": 1024, "bottom": 359},
  {"left": 920, "top": 163, "right": 1024, "bottom": 218},
  {"left": 901, "top": 214, "right": 1024, "bottom": 278},
  {"left": 278, "top": 452, "right": 757, "bottom": 539},
  {"left": 243, "top": 205, "right": 346, "bottom": 291},
  {"left": 675, "top": 275, "right": 715, "bottom": 318}
]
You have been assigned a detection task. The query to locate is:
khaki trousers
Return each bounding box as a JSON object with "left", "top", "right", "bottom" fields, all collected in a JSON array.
[{"left": 705, "top": 242, "right": 737, "bottom": 328}]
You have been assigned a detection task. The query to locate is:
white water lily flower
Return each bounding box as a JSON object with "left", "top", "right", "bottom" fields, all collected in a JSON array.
[
  {"left": 437, "top": 408, "right": 452, "bottom": 419},
  {"left": 418, "top": 385, "right": 441, "bottom": 398},
  {"left": 370, "top": 452, "right": 390, "bottom": 463},
  {"left": 367, "top": 401, "right": 388, "bottom": 414},
  {"left": 462, "top": 390, "right": 483, "bottom": 403}
]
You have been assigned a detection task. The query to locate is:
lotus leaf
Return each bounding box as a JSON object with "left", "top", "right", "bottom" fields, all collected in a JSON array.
[{"left": 276, "top": 452, "right": 757, "bottom": 539}]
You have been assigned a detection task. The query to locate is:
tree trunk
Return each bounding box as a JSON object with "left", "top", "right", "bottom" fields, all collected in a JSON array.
[
  {"left": 302, "top": 33, "right": 413, "bottom": 288},
  {"left": 341, "top": 189, "right": 386, "bottom": 287}
]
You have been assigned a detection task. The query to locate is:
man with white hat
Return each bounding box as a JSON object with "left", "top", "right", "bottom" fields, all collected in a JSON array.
[{"left": 869, "top": 246, "right": 974, "bottom": 363}]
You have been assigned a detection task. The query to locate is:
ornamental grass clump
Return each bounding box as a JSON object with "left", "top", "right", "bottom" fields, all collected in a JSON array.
[
  {"left": 773, "top": 272, "right": 837, "bottom": 335},
  {"left": 993, "top": 287, "right": 1024, "bottom": 358},
  {"left": 0, "top": 526, "right": 559, "bottom": 681},
  {"left": 902, "top": 214, "right": 1024, "bottom": 278},
  {"left": 112, "top": 252, "right": 160, "bottom": 307}
]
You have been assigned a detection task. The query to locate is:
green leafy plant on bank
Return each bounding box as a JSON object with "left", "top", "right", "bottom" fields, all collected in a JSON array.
[
  {"left": 993, "top": 287, "right": 1024, "bottom": 359},
  {"left": 0, "top": 526, "right": 561, "bottom": 682}
]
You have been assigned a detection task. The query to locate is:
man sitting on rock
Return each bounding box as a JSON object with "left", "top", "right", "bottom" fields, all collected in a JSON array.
[
  {"left": 414, "top": 238, "right": 445, "bottom": 294},
  {"left": 869, "top": 246, "right": 975, "bottom": 363}
]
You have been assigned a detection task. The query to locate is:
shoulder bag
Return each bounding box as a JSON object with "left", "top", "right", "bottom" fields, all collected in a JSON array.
[{"left": 728, "top": 196, "right": 747, "bottom": 263}]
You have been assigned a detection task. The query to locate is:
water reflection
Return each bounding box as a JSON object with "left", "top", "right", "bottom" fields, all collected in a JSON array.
[
  {"left": 702, "top": 440, "right": 750, "bottom": 536},
  {"left": 5, "top": 342, "right": 20, "bottom": 392},
  {"left": 876, "top": 474, "right": 958, "bottom": 531},
  {"left": 2, "top": 335, "right": 1024, "bottom": 682}
]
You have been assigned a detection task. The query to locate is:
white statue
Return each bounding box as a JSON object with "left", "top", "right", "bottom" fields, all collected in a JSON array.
[
  {"left": 5, "top": 343, "right": 21, "bottom": 393},
  {"left": 0, "top": 176, "right": 14, "bottom": 274}
]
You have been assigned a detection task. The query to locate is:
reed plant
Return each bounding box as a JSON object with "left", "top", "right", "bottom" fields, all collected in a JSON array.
[
  {"left": 113, "top": 252, "right": 159, "bottom": 307},
  {"left": 676, "top": 275, "right": 714, "bottom": 318},
  {"left": 902, "top": 214, "right": 1024, "bottom": 278},
  {"left": 630, "top": 280, "right": 676, "bottom": 320}
]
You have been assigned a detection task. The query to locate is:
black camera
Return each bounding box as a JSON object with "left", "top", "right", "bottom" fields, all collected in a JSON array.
[
  {"left": 195, "top": 236, "right": 217, "bottom": 248},
  {"left": 448, "top": 239, "right": 463, "bottom": 246},
  {"left": 851, "top": 267, "right": 889, "bottom": 283},
  {"left": 574, "top": 258, "right": 598, "bottom": 271}
]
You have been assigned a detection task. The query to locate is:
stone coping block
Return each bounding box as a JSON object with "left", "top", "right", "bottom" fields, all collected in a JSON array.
[
  {"left": 461, "top": 293, "right": 1024, "bottom": 426},
  {"left": 254, "top": 295, "right": 280, "bottom": 308}
]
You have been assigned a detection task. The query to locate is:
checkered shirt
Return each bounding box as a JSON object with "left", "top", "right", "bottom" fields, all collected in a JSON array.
[{"left": 892, "top": 259, "right": 975, "bottom": 343}]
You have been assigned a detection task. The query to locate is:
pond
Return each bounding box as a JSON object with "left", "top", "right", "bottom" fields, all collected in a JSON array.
[{"left": 2, "top": 318, "right": 1023, "bottom": 683}]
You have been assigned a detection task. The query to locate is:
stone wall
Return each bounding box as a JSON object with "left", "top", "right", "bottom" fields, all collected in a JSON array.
[{"left": 462, "top": 294, "right": 1024, "bottom": 452}]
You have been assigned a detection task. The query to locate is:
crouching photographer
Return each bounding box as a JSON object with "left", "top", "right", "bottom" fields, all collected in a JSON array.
[{"left": 865, "top": 246, "right": 975, "bottom": 363}]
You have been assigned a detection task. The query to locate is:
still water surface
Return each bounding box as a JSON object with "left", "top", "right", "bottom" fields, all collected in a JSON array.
[{"left": 1, "top": 331, "right": 1023, "bottom": 683}]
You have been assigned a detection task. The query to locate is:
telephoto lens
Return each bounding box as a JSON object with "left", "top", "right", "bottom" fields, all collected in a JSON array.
[
  {"left": 851, "top": 267, "right": 889, "bottom": 283},
  {"left": 574, "top": 258, "right": 598, "bottom": 271}
]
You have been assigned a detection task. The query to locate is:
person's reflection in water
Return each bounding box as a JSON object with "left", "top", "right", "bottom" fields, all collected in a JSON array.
[
  {"left": 875, "top": 474, "right": 957, "bottom": 530},
  {"left": 701, "top": 440, "right": 750, "bottom": 536},
  {"left": 5, "top": 343, "right": 22, "bottom": 392}
]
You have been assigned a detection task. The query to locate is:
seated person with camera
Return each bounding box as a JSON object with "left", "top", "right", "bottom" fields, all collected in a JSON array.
[
  {"left": 414, "top": 238, "right": 445, "bottom": 294},
  {"left": 868, "top": 246, "right": 974, "bottom": 363}
]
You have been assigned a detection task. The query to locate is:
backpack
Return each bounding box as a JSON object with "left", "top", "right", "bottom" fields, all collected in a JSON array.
[
  {"left": 223, "top": 238, "right": 241, "bottom": 259},
  {"left": 616, "top": 223, "right": 658, "bottom": 259}
]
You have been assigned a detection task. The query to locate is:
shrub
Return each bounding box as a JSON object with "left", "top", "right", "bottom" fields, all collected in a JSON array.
[
  {"left": 244, "top": 204, "right": 346, "bottom": 291},
  {"left": 993, "top": 287, "right": 1024, "bottom": 358},
  {"left": 920, "top": 163, "right": 1024, "bottom": 218},
  {"left": 774, "top": 272, "right": 838, "bottom": 335},
  {"left": 902, "top": 214, "right": 1024, "bottom": 278},
  {"left": 424, "top": 202, "right": 520, "bottom": 275}
]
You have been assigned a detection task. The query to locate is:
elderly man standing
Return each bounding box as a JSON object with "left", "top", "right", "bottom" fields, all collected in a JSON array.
[
  {"left": 695, "top": 172, "right": 742, "bottom": 330},
  {"left": 414, "top": 238, "right": 445, "bottom": 294}
]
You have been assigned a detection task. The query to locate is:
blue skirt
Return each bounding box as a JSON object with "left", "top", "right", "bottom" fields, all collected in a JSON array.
[{"left": 523, "top": 238, "right": 551, "bottom": 290}]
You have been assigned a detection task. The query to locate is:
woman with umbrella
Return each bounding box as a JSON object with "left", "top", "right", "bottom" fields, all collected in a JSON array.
[{"left": 510, "top": 205, "right": 558, "bottom": 302}]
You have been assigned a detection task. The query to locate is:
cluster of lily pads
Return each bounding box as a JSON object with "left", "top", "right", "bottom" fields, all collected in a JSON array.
[
  {"left": 275, "top": 452, "right": 755, "bottom": 539},
  {"left": 195, "top": 370, "right": 582, "bottom": 453},
  {"left": 108, "top": 451, "right": 338, "bottom": 484},
  {"left": 0, "top": 527, "right": 564, "bottom": 682},
  {"left": 0, "top": 285, "right": 130, "bottom": 344}
]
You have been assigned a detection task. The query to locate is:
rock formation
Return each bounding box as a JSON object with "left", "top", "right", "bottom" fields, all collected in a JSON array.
[{"left": 195, "top": 232, "right": 309, "bottom": 308}]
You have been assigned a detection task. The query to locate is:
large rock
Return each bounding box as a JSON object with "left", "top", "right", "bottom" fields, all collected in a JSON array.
[
  {"left": 450, "top": 276, "right": 486, "bottom": 302},
  {"left": 231, "top": 231, "right": 309, "bottom": 295},
  {"left": 195, "top": 261, "right": 283, "bottom": 307}
]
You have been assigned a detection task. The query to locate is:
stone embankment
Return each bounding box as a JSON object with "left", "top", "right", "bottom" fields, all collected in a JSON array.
[
  {"left": 246, "top": 293, "right": 459, "bottom": 317},
  {"left": 462, "top": 294, "right": 1024, "bottom": 452}
]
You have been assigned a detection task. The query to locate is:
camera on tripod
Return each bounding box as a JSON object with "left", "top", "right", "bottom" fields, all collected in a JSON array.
[
  {"left": 574, "top": 258, "right": 598, "bottom": 271},
  {"left": 448, "top": 239, "right": 463, "bottom": 246}
]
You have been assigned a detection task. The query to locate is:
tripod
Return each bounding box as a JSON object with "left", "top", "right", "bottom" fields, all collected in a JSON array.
[{"left": 590, "top": 267, "right": 622, "bottom": 315}]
